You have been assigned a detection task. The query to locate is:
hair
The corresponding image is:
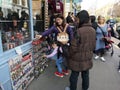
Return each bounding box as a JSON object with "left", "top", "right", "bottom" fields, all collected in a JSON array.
[
  {"left": 68, "top": 12, "right": 71, "bottom": 15},
  {"left": 77, "top": 10, "right": 90, "bottom": 28},
  {"left": 71, "top": 12, "right": 74, "bottom": 15},
  {"left": 49, "top": 40, "right": 57, "bottom": 46},
  {"left": 90, "top": 15, "right": 96, "bottom": 23},
  {"left": 97, "top": 15, "right": 105, "bottom": 24},
  {"left": 55, "top": 14, "right": 65, "bottom": 26}
]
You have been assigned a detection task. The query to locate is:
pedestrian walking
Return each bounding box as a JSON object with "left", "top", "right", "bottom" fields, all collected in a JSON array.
[
  {"left": 90, "top": 15, "right": 98, "bottom": 30},
  {"left": 66, "top": 12, "right": 73, "bottom": 24},
  {"left": 65, "top": 10, "right": 96, "bottom": 90},
  {"left": 94, "top": 15, "right": 109, "bottom": 62}
]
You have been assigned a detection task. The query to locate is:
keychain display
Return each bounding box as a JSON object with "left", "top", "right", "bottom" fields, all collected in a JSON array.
[
  {"left": 32, "top": 39, "right": 49, "bottom": 78},
  {"left": 9, "top": 51, "right": 34, "bottom": 90}
]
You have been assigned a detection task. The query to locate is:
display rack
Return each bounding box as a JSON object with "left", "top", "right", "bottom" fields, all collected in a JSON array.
[
  {"left": 8, "top": 50, "right": 34, "bottom": 90},
  {"left": 32, "top": 39, "right": 49, "bottom": 78}
]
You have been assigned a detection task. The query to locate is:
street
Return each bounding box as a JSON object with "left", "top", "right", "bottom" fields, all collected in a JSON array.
[{"left": 27, "top": 37, "right": 120, "bottom": 90}]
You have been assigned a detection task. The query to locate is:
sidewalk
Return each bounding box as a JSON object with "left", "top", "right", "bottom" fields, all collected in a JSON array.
[
  {"left": 111, "top": 37, "right": 120, "bottom": 45},
  {"left": 27, "top": 38, "right": 120, "bottom": 90}
]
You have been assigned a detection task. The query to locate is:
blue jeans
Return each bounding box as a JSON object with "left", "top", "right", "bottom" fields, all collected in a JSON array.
[{"left": 50, "top": 55, "right": 63, "bottom": 73}]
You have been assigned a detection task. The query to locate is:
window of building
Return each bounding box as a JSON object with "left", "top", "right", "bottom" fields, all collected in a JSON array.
[
  {"left": 13, "top": 0, "right": 18, "bottom": 4},
  {"left": 0, "top": 7, "right": 31, "bottom": 51},
  {"left": 13, "top": 0, "right": 21, "bottom": 5},
  {"left": 22, "top": 0, "right": 25, "bottom": 6}
]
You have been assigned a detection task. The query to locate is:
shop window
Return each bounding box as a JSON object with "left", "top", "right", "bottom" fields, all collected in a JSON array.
[
  {"left": 13, "top": 0, "right": 18, "bottom": 4},
  {"left": 0, "top": 9, "right": 31, "bottom": 51},
  {"left": 22, "top": 0, "right": 25, "bottom": 6},
  {"left": 13, "top": 0, "right": 20, "bottom": 5}
]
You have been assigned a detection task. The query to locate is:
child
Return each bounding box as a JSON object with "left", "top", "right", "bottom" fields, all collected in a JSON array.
[{"left": 44, "top": 41, "right": 68, "bottom": 77}]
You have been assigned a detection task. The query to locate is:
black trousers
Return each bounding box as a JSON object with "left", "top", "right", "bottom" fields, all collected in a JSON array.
[
  {"left": 95, "top": 48, "right": 105, "bottom": 57},
  {"left": 70, "top": 70, "right": 89, "bottom": 90}
]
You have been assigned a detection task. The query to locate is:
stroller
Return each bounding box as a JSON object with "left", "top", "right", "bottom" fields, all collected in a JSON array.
[
  {"left": 104, "top": 39, "right": 114, "bottom": 56},
  {"left": 117, "top": 43, "right": 120, "bottom": 72}
]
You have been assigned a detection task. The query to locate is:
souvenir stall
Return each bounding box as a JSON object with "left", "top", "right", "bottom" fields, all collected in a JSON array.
[{"left": 0, "top": 0, "right": 49, "bottom": 90}]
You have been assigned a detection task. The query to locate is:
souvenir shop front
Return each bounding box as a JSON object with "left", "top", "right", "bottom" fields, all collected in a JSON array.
[
  {"left": 0, "top": 0, "right": 66, "bottom": 90},
  {"left": 0, "top": 0, "right": 49, "bottom": 90}
]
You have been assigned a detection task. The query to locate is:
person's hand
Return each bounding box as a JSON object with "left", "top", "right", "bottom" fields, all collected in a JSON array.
[{"left": 35, "top": 35, "right": 42, "bottom": 39}]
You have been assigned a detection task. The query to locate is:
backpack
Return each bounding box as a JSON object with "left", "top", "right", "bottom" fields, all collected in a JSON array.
[{"left": 57, "top": 24, "right": 69, "bottom": 45}]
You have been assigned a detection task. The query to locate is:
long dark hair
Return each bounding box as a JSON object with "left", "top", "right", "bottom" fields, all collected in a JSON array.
[
  {"left": 77, "top": 10, "right": 90, "bottom": 28},
  {"left": 90, "top": 15, "right": 96, "bottom": 23},
  {"left": 55, "top": 14, "right": 65, "bottom": 27}
]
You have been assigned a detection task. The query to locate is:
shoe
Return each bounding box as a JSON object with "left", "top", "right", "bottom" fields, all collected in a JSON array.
[
  {"left": 94, "top": 55, "right": 99, "bottom": 60},
  {"left": 118, "top": 69, "right": 120, "bottom": 73},
  {"left": 62, "top": 70, "right": 69, "bottom": 75},
  {"left": 65, "top": 87, "right": 70, "bottom": 90},
  {"left": 100, "top": 57, "right": 106, "bottom": 62},
  {"left": 54, "top": 71, "right": 64, "bottom": 78}
]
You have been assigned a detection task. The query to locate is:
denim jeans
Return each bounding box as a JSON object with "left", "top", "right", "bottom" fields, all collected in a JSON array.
[
  {"left": 50, "top": 55, "right": 63, "bottom": 73},
  {"left": 69, "top": 70, "right": 89, "bottom": 90}
]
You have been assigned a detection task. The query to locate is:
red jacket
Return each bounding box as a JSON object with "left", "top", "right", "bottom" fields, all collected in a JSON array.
[{"left": 50, "top": 1, "right": 63, "bottom": 14}]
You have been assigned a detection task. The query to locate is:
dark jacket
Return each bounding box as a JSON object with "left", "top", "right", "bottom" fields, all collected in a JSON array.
[
  {"left": 66, "top": 16, "right": 73, "bottom": 24},
  {"left": 67, "top": 23, "right": 96, "bottom": 72},
  {"left": 42, "top": 25, "right": 73, "bottom": 42}
]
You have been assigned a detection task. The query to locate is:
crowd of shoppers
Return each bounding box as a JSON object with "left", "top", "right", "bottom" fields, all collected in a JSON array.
[{"left": 35, "top": 8, "right": 120, "bottom": 90}]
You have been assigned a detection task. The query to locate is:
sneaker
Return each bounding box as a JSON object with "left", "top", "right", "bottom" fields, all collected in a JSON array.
[
  {"left": 62, "top": 70, "right": 69, "bottom": 75},
  {"left": 118, "top": 69, "right": 120, "bottom": 73},
  {"left": 100, "top": 57, "right": 106, "bottom": 62},
  {"left": 65, "top": 87, "right": 70, "bottom": 90},
  {"left": 54, "top": 71, "right": 64, "bottom": 78},
  {"left": 94, "top": 55, "right": 99, "bottom": 60}
]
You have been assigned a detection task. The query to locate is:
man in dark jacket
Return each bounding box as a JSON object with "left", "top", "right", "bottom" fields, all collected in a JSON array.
[{"left": 65, "top": 10, "right": 96, "bottom": 90}]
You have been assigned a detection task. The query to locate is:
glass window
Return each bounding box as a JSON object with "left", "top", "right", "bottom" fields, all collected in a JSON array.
[
  {"left": 13, "top": 0, "right": 20, "bottom": 4},
  {"left": 22, "top": 0, "right": 25, "bottom": 6},
  {"left": 0, "top": 5, "right": 31, "bottom": 51},
  {"left": 13, "top": 0, "right": 18, "bottom": 4}
]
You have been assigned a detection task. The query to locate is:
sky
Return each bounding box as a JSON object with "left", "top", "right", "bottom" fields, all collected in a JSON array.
[{"left": 81, "top": 0, "right": 116, "bottom": 10}]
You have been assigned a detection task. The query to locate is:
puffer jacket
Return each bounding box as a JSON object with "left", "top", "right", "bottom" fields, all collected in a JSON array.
[{"left": 67, "top": 23, "right": 96, "bottom": 72}]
